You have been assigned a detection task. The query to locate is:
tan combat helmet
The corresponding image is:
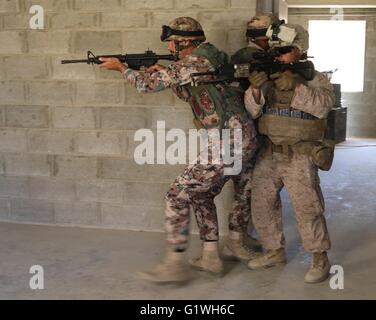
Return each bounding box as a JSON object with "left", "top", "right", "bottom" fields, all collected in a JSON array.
[
  {"left": 161, "top": 17, "right": 206, "bottom": 42},
  {"left": 267, "top": 22, "right": 309, "bottom": 52},
  {"left": 246, "top": 13, "right": 279, "bottom": 40}
]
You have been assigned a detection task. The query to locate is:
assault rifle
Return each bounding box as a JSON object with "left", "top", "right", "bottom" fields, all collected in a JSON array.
[
  {"left": 191, "top": 48, "right": 315, "bottom": 86},
  {"left": 61, "top": 50, "right": 177, "bottom": 70}
]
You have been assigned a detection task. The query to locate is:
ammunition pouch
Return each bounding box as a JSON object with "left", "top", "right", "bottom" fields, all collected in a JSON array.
[
  {"left": 310, "top": 140, "right": 335, "bottom": 171},
  {"left": 259, "top": 114, "right": 335, "bottom": 170}
]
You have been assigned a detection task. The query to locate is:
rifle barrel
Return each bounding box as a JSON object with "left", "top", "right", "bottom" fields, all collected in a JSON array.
[{"left": 61, "top": 59, "right": 91, "bottom": 64}]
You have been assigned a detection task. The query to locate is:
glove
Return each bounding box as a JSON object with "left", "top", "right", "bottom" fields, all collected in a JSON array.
[
  {"left": 248, "top": 71, "right": 268, "bottom": 89},
  {"left": 270, "top": 71, "right": 298, "bottom": 91}
]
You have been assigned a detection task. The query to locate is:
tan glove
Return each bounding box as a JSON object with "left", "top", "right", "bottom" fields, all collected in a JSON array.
[
  {"left": 270, "top": 71, "right": 299, "bottom": 91},
  {"left": 248, "top": 71, "right": 268, "bottom": 89}
]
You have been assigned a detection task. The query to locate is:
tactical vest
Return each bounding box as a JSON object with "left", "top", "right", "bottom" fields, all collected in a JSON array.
[
  {"left": 173, "top": 43, "right": 249, "bottom": 130},
  {"left": 258, "top": 86, "right": 329, "bottom": 162}
]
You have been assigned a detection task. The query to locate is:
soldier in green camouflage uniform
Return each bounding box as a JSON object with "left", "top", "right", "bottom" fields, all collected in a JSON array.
[{"left": 99, "top": 17, "right": 258, "bottom": 283}]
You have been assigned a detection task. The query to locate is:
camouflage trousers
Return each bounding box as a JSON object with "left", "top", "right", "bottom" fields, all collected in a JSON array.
[
  {"left": 251, "top": 151, "right": 331, "bottom": 253},
  {"left": 165, "top": 116, "right": 258, "bottom": 250}
]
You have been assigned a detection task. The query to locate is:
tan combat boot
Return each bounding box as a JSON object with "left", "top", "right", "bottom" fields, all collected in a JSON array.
[
  {"left": 304, "top": 252, "right": 331, "bottom": 284},
  {"left": 222, "top": 231, "right": 258, "bottom": 261},
  {"left": 189, "top": 241, "right": 224, "bottom": 276},
  {"left": 247, "top": 248, "right": 286, "bottom": 270},
  {"left": 138, "top": 247, "right": 190, "bottom": 283}
]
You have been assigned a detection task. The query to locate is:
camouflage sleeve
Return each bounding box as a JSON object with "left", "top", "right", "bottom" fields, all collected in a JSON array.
[
  {"left": 244, "top": 86, "right": 265, "bottom": 119},
  {"left": 291, "top": 71, "right": 336, "bottom": 119},
  {"left": 123, "top": 55, "right": 213, "bottom": 93}
]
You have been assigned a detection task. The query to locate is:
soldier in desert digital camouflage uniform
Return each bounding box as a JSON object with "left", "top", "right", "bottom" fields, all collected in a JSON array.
[
  {"left": 244, "top": 23, "right": 335, "bottom": 283},
  {"left": 98, "top": 17, "right": 259, "bottom": 283}
]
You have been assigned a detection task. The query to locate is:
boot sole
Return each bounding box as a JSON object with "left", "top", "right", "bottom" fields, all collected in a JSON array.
[
  {"left": 248, "top": 260, "right": 286, "bottom": 270},
  {"left": 137, "top": 272, "right": 190, "bottom": 284},
  {"left": 189, "top": 264, "right": 225, "bottom": 277},
  {"left": 304, "top": 272, "right": 330, "bottom": 284}
]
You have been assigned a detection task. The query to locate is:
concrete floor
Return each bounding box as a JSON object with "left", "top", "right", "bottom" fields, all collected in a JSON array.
[{"left": 0, "top": 139, "right": 375, "bottom": 300}]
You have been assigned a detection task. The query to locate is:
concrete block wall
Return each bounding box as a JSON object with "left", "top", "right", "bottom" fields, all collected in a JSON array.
[
  {"left": 289, "top": 8, "right": 376, "bottom": 138},
  {"left": 0, "top": 0, "right": 256, "bottom": 231}
]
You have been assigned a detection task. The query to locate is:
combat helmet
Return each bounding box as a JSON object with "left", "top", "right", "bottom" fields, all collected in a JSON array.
[
  {"left": 161, "top": 17, "right": 206, "bottom": 42},
  {"left": 246, "top": 13, "right": 279, "bottom": 40},
  {"left": 267, "top": 21, "right": 309, "bottom": 52}
]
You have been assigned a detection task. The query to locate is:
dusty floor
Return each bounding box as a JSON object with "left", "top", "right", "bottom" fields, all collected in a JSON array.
[{"left": 0, "top": 139, "right": 375, "bottom": 300}]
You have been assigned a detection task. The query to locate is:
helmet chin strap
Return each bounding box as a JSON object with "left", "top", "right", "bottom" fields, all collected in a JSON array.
[{"left": 174, "top": 40, "right": 196, "bottom": 57}]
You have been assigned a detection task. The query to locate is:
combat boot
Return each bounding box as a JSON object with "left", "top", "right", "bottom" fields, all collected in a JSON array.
[
  {"left": 304, "top": 252, "right": 330, "bottom": 284},
  {"left": 138, "top": 246, "right": 190, "bottom": 284},
  {"left": 189, "top": 241, "right": 224, "bottom": 276},
  {"left": 247, "top": 248, "right": 286, "bottom": 270},
  {"left": 222, "top": 231, "right": 258, "bottom": 261}
]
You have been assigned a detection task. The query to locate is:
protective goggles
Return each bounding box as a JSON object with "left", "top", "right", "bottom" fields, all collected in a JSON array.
[
  {"left": 246, "top": 28, "right": 268, "bottom": 39},
  {"left": 160, "top": 25, "right": 205, "bottom": 42}
]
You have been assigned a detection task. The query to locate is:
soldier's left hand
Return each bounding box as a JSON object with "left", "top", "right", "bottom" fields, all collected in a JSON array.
[
  {"left": 270, "top": 71, "right": 299, "bottom": 91},
  {"left": 98, "top": 57, "right": 127, "bottom": 72},
  {"left": 146, "top": 64, "right": 166, "bottom": 73}
]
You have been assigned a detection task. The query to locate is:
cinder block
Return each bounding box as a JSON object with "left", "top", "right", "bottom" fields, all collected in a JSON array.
[
  {"left": 0, "top": 198, "right": 10, "bottom": 220},
  {"left": 76, "top": 82, "right": 123, "bottom": 106},
  {"left": 0, "top": 0, "right": 20, "bottom": 12},
  {"left": 101, "top": 13, "right": 148, "bottom": 29},
  {"left": 4, "top": 153, "right": 52, "bottom": 177},
  {"left": 0, "top": 129, "right": 27, "bottom": 152},
  {"left": 101, "top": 203, "right": 164, "bottom": 230},
  {"left": 55, "top": 201, "right": 100, "bottom": 225},
  {"left": 0, "top": 31, "right": 24, "bottom": 53},
  {"left": 228, "top": 29, "right": 247, "bottom": 55},
  {"left": 200, "top": 11, "right": 251, "bottom": 29},
  {"left": 76, "top": 131, "right": 122, "bottom": 155},
  {"left": 24, "top": 0, "right": 69, "bottom": 11},
  {"left": 204, "top": 29, "right": 228, "bottom": 52},
  {"left": 27, "top": 31, "right": 70, "bottom": 54},
  {"left": 49, "top": 13, "right": 98, "bottom": 29},
  {"left": 0, "top": 81, "right": 25, "bottom": 104},
  {"left": 27, "top": 81, "right": 72, "bottom": 105},
  {"left": 0, "top": 176, "right": 29, "bottom": 198},
  {"left": 29, "top": 177, "right": 75, "bottom": 201},
  {"left": 122, "top": 0, "right": 174, "bottom": 10},
  {"left": 73, "top": 31, "right": 122, "bottom": 54},
  {"left": 3, "top": 14, "right": 34, "bottom": 30},
  {"left": 125, "top": 86, "right": 175, "bottom": 106},
  {"left": 4, "top": 56, "right": 49, "bottom": 80},
  {"left": 124, "top": 182, "right": 168, "bottom": 206},
  {"left": 176, "top": 0, "right": 226, "bottom": 9},
  {"left": 52, "top": 107, "right": 97, "bottom": 129},
  {"left": 100, "top": 107, "right": 148, "bottom": 130},
  {"left": 52, "top": 55, "right": 96, "bottom": 80},
  {"left": 151, "top": 11, "right": 199, "bottom": 28},
  {"left": 27, "top": 130, "right": 75, "bottom": 154},
  {"left": 74, "top": 0, "right": 120, "bottom": 11},
  {"left": 5, "top": 106, "right": 49, "bottom": 128},
  {"left": 151, "top": 107, "right": 193, "bottom": 130},
  {"left": 10, "top": 198, "right": 54, "bottom": 223},
  {"left": 122, "top": 30, "right": 167, "bottom": 52},
  {"left": 76, "top": 179, "right": 124, "bottom": 203},
  {"left": 100, "top": 157, "right": 185, "bottom": 182},
  {"left": 230, "top": 0, "right": 257, "bottom": 8},
  {"left": 53, "top": 155, "right": 97, "bottom": 179}
]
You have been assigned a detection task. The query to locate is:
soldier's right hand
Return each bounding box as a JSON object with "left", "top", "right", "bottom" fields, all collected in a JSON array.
[{"left": 248, "top": 71, "right": 268, "bottom": 89}]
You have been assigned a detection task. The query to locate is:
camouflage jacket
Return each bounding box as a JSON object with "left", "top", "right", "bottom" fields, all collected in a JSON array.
[
  {"left": 244, "top": 71, "right": 335, "bottom": 120},
  {"left": 123, "top": 43, "right": 248, "bottom": 129}
]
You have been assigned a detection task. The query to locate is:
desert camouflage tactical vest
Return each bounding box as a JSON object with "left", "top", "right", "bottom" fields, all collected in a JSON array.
[{"left": 173, "top": 43, "right": 249, "bottom": 129}]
